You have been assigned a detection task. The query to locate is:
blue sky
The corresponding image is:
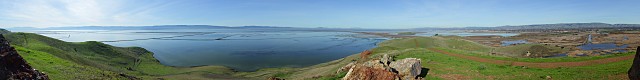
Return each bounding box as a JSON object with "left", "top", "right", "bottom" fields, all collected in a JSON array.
[{"left": 0, "top": 0, "right": 639, "bottom": 29}]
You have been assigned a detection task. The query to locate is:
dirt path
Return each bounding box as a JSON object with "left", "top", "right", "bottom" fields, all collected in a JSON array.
[{"left": 427, "top": 48, "right": 634, "bottom": 68}]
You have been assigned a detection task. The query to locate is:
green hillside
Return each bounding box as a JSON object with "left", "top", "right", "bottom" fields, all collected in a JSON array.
[
  {"left": 263, "top": 36, "right": 633, "bottom": 79},
  {"left": 368, "top": 37, "right": 632, "bottom": 79},
  {"left": 377, "top": 36, "right": 569, "bottom": 57},
  {"left": 394, "top": 48, "right": 631, "bottom": 80},
  {"left": 3, "top": 32, "right": 236, "bottom": 79}
]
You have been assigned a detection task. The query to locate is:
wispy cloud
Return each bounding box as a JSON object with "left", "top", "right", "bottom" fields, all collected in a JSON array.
[{"left": 0, "top": 0, "right": 173, "bottom": 28}]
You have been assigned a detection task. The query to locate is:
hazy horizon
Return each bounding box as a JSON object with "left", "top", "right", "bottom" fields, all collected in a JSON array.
[{"left": 1, "top": 0, "right": 639, "bottom": 29}]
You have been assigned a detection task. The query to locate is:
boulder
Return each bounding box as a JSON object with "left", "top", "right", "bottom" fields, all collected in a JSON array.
[
  {"left": 0, "top": 35, "right": 49, "bottom": 80},
  {"left": 342, "top": 65, "right": 399, "bottom": 80},
  {"left": 341, "top": 57, "right": 423, "bottom": 80},
  {"left": 390, "top": 58, "right": 422, "bottom": 80}
]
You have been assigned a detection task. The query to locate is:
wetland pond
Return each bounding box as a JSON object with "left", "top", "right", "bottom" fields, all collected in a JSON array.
[
  {"left": 546, "top": 43, "right": 629, "bottom": 58},
  {"left": 16, "top": 29, "right": 386, "bottom": 71},
  {"left": 501, "top": 40, "right": 528, "bottom": 46}
]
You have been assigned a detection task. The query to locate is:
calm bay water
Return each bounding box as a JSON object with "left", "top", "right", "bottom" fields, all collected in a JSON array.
[
  {"left": 16, "top": 28, "right": 522, "bottom": 71},
  {"left": 18, "top": 29, "right": 386, "bottom": 71}
]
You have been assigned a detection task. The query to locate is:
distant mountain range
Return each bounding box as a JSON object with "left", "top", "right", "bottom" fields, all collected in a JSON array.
[
  {"left": 490, "top": 23, "right": 640, "bottom": 30},
  {"left": 4, "top": 25, "right": 293, "bottom": 30},
  {"left": 414, "top": 23, "right": 640, "bottom": 30},
  {"left": 4, "top": 23, "right": 640, "bottom": 31}
]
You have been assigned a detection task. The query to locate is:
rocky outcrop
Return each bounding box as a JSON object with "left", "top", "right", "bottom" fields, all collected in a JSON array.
[
  {"left": 337, "top": 62, "right": 356, "bottom": 74},
  {"left": 628, "top": 46, "right": 640, "bottom": 80},
  {"left": 341, "top": 54, "right": 423, "bottom": 80},
  {"left": 342, "top": 65, "right": 399, "bottom": 80},
  {"left": 267, "top": 77, "right": 285, "bottom": 80},
  {"left": 0, "top": 34, "right": 49, "bottom": 80}
]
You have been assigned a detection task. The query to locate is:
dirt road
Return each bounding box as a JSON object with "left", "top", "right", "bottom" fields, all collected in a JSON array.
[{"left": 427, "top": 48, "right": 634, "bottom": 68}]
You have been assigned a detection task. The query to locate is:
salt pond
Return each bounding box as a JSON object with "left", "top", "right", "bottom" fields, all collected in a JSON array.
[{"left": 501, "top": 40, "right": 528, "bottom": 46}]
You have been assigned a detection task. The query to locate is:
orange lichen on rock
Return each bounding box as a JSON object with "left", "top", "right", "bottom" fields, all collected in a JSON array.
[
  {"left": 359, "top": 50, "right": 372, "bottom": 59},
  {"left": 342, "top": 65, "right": 399, "bottom": 80}
]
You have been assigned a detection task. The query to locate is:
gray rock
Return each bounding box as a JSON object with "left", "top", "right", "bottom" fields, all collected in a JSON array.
[
  {"left": 390, "top": 58, "right": 421, "bottom": 80},
  {"left": 381, "top": 54, "right": 391, "bottom": 66},
  {"left": 362, "top": 60, "right": 387, "bottom": 70}
]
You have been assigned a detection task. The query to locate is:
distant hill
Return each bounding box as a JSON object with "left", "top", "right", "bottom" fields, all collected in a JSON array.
[
  {"left": 492, "top": 23, "right": 640, "bottom": 30},
  {"left": 0, "top": 28, "right": 10, "bottom": 34},
  {"left": 5, "top": 25, "right": 293, "bottom": 30},
  {"left": 412, "top": 23, "right": 640, "bottom": 30}
]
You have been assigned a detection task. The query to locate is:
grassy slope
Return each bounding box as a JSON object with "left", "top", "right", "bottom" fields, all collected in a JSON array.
[
  {"left": 233, "top": 53, "right": 360, "bottom": 79},
  {"left": 252, "top": 36, "right": 633, "bottom": 80},
  {"left": 377, "top": 36, "right": 492, "bottom": 52},
  {"left": 378, "top": 37, "right": 632, "bottom": 62},
  {"left": 379, "top": 36, "right": 569, "bottom": 57},
  {"left": 395, "top": 48, "right": 630, "bottom": 80},
  {"left": 15, "top": 46, "right": 126, "bottom": 80},
  {"left": 439, "top": 47, "right": 636, "bottom": 62},
  {"left": 382, "top": 37, "right": 632, "bottom": 79},
  {"left": 4, "top": 32, "right": 235, "bottom": 79}
]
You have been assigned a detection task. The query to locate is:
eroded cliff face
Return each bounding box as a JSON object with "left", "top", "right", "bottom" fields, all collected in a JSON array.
[{"left": 0, "top": 34, "right": 49, "bottom": 80}]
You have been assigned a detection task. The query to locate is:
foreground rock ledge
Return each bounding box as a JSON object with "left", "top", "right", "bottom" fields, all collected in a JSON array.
[
  {"left": 340, "top": 54, "right": 423, "bottom": 80},
  {"left": 0, "top": 34, "right": 49, "bottom": 80},
  {"left": 628, "top": 46, "right": 640, "bottom": 79}
]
